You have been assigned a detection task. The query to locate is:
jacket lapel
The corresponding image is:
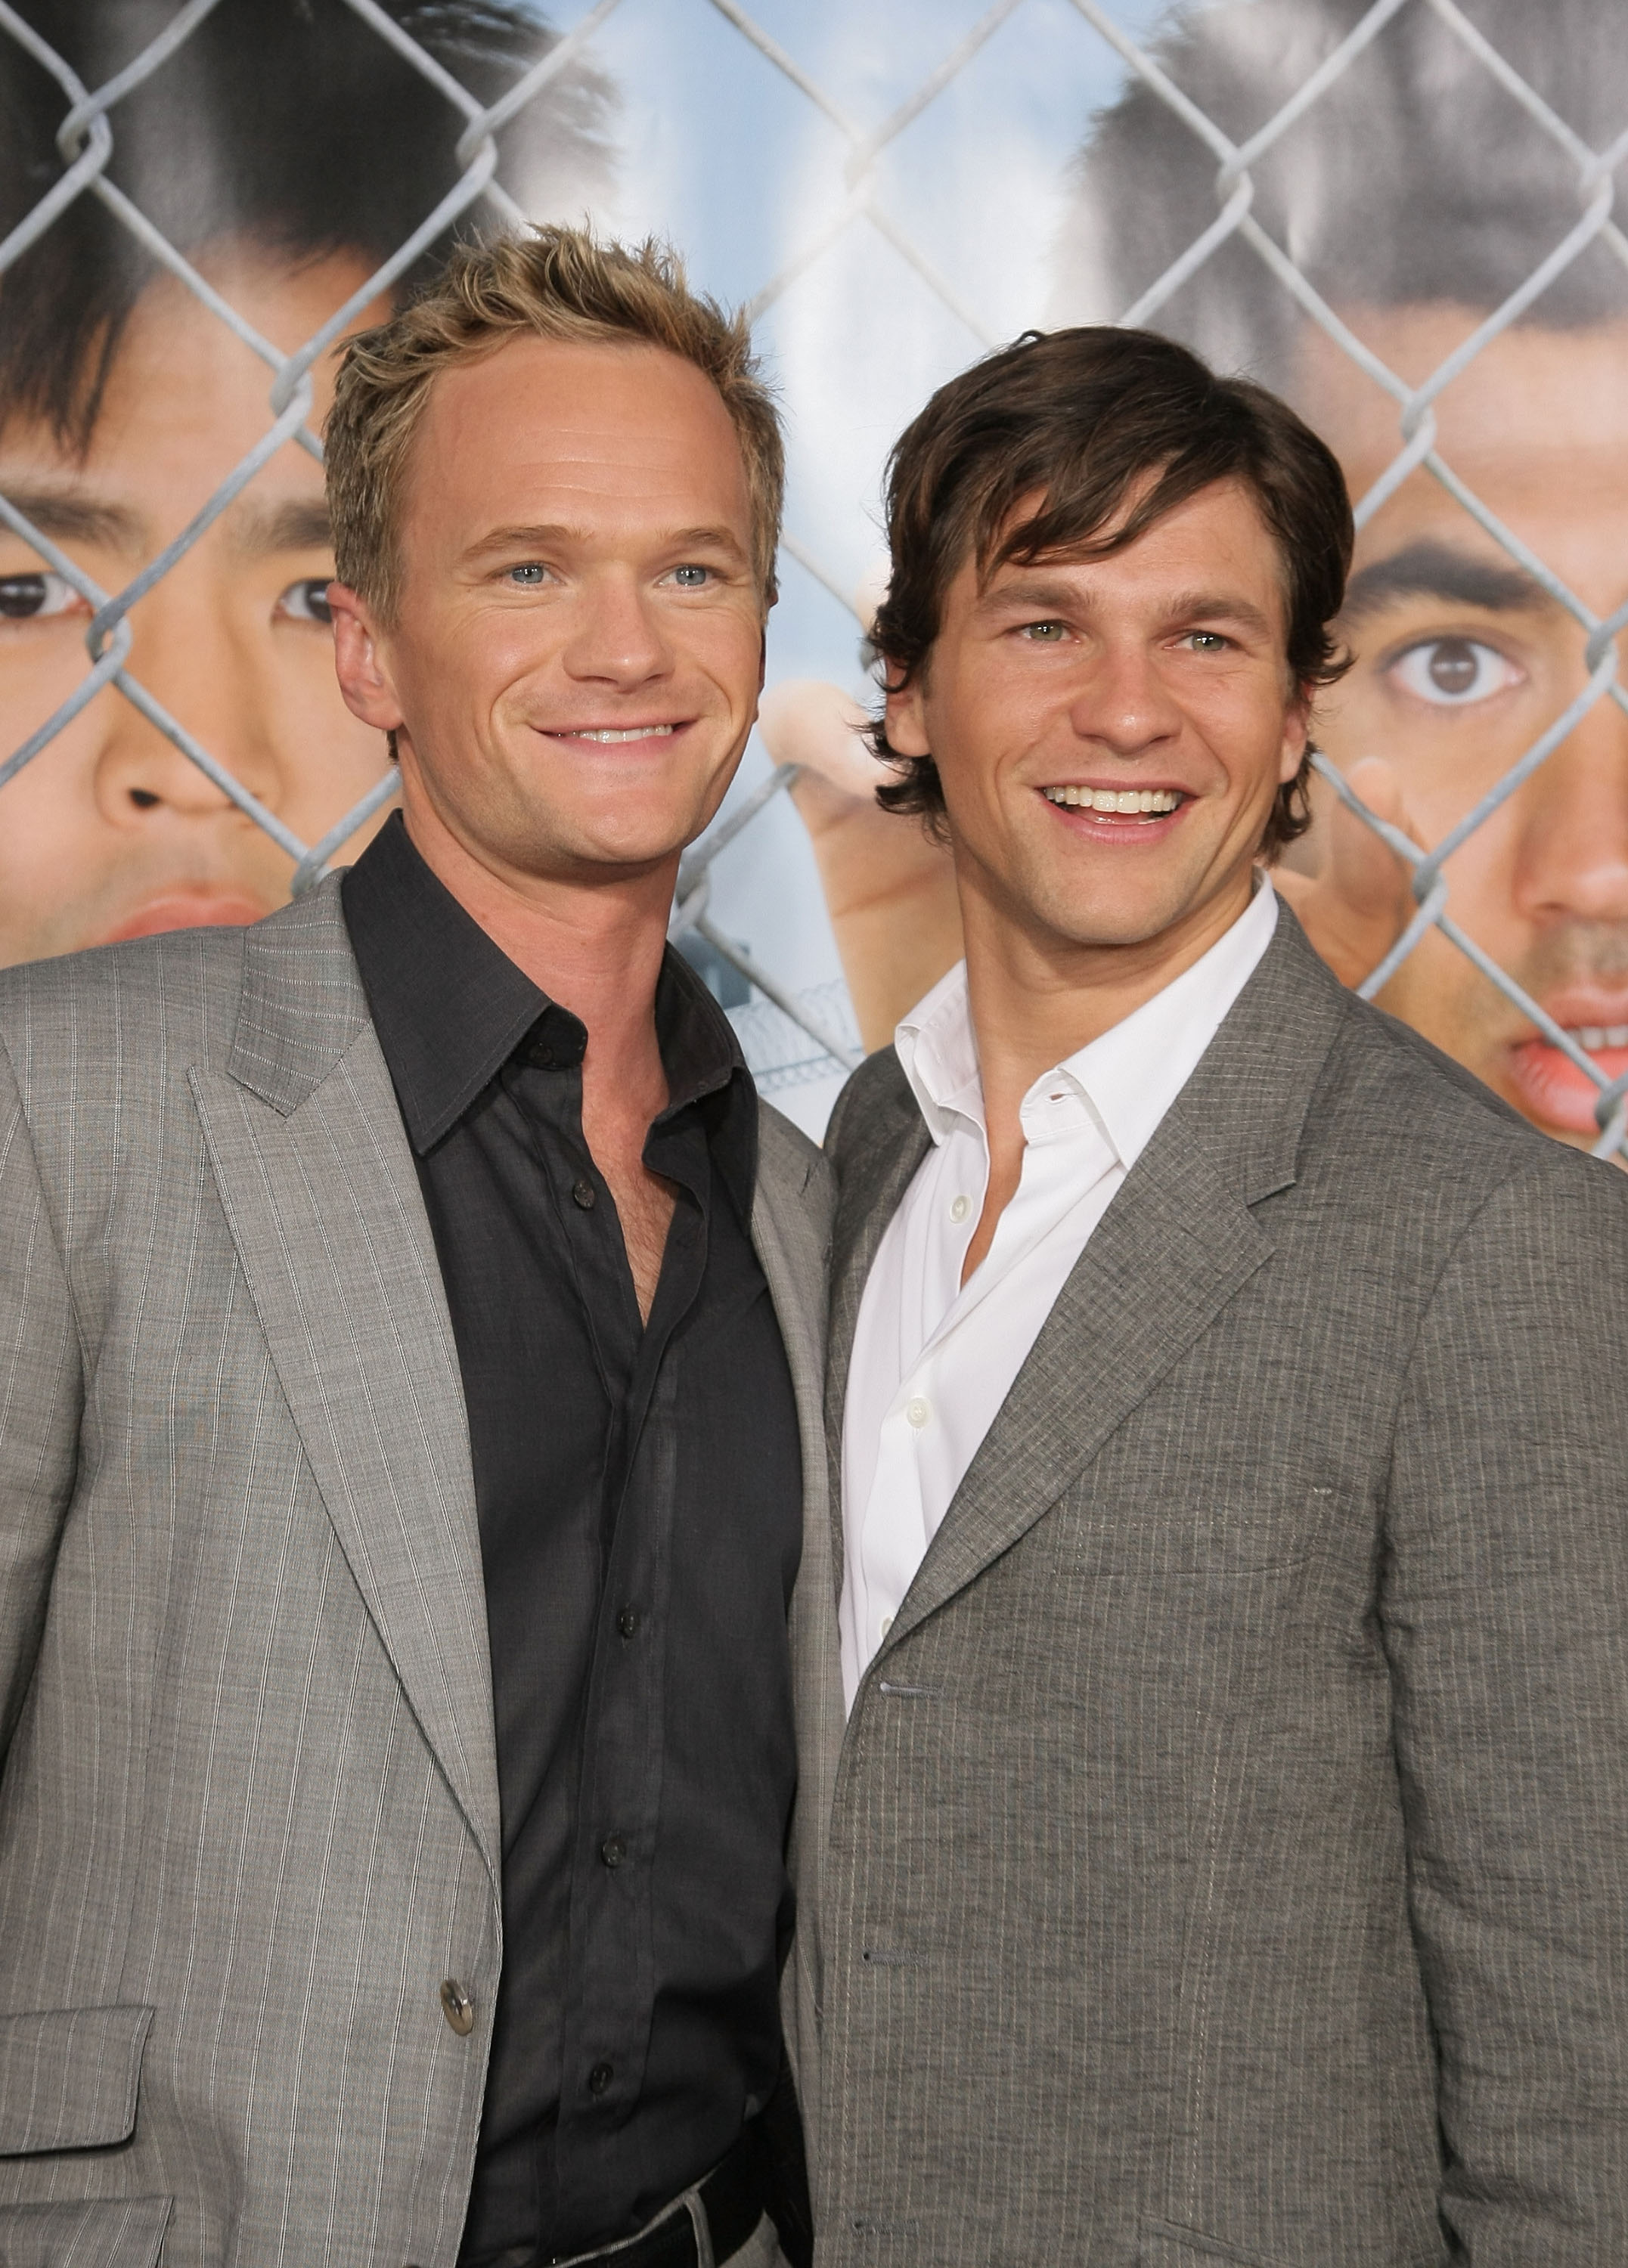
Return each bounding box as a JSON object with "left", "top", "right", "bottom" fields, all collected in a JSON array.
[
  {"left": 866, "top": 906, "right": 1353, "bottom": 1662},
  {"left": 824, "top": 1075, "right": 932, "bottom": 1567},
  {"left": 189, "top": 883, "right": 500, "bottom": 1886},
  {"left": 751, "top": 1106, "right": 843, "bottom": 2105}
]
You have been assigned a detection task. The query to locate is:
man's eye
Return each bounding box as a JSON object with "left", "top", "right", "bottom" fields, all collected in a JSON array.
[
  {"left": 1186, "top": 630, "right": 1229, "bottom": 652},
  {"left": 669, "top": 564, "right": 711, "bottom": 587},
  {"left": 1018, "top": 620, "right": 1068, "bottom": 641},
  {"left": 274, "top": 578, "right": 334, "bottom": 626},
  {"left": 506, "top": 562, "right": 547, "bottom": 587},
  {"left": 1389, "top": 636, "right": 1522, "bottom": 707},
  {"left": 0, "top": 570, "right": 80, "bottom": 622}
]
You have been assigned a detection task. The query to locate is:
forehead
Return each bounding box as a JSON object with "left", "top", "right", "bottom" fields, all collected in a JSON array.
[
  {"left": 1296, "top": 310, "right": 1628, "bottom": 600},
  {"left": 407, "top": 336, "right": 752, "bottom": 537},
  {"left": 975, "top": 476, "right": 1291, "bottom": 609},
  {"left": 0, "top": 249, "right": 379, "bottom": 497}
]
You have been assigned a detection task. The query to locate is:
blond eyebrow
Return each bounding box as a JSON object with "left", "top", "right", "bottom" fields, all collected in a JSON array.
[
  {"left": 457, "top": 522, "right": 751, "bottom": 569},
  {"left": 0, "top": 481, "right": 147, "bottom": 556}
]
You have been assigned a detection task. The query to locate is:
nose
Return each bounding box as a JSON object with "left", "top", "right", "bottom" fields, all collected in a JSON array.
[
  {"left": 1509, "top": 680, "right": 1628, "bottom": 927},
  {"left": 559, "top": 568, "right": 673, "bottom": 690},
  {"left": 91, "top": 575, "right": 284, "bottom": 828},
  {"left": 1067, "top": 634, "right": 1183, "bottom": 755}
]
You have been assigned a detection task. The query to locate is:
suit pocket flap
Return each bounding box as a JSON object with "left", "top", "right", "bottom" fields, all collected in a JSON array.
[
  {"left": 0, "top": 2195, "right": 172, "bottom": 2266},
  {"left": 0, "top": 2006, "right": 154, "bottom": 2155}
]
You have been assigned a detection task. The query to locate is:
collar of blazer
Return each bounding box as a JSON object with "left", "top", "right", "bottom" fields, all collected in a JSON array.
[
  {"left": 826, "top": 903, "right": 1355, "bottom": 1672},
  {"left": 188, "top": 875, "right": 834, "bottom": 1903}
]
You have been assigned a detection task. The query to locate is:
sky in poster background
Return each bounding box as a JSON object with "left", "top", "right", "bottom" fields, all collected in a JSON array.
[{"left": 554, "top": 0, "right": 1166, "bottom": 1129}]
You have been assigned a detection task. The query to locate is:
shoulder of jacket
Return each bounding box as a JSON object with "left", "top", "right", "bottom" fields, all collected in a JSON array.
[
  {"left": 1299, "top": 987, "right": 1628, "bottom": 1232},
  {"left": 0, "top": 923, "right": 248, "bottom": 1070}
]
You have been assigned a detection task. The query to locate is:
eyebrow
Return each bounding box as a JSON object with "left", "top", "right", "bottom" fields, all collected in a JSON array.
[
  {"left": 1341, "top": 540, "right": 1549, "bottom": 623},
  {"left": 458, "top": 522, "right": 751, "bottom": 569},
  {"left": 229, "top": 496, "right": 333, "bottom": 559},
  {"left": 0, "top": 482, "right": 146, "bottom": 556},
  {"left": 978, "top": 574, "right": 1276, "bottom": 641}
]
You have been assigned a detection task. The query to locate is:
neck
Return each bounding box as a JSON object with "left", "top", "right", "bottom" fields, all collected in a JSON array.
[
  {"left": 398, "top": 786, "right": 674, "bottom": 1102},
  {"left": 956, "top": 858, "right": 1257, "bottom": 1139}
]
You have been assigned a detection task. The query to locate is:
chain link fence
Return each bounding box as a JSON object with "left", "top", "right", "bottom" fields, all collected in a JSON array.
[{"left": 1, "top": 0, "right": 1624, "bottom": 1153}]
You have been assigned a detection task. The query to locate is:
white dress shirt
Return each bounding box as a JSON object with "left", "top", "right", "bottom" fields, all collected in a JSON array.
[{"left": 839, "top": 879, "right": 1279, "bottom": 1712}]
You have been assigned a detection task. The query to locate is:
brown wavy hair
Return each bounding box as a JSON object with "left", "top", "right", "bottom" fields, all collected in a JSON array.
[{"left": 870, "top": 327, "right": 1353, "bottom": 859}]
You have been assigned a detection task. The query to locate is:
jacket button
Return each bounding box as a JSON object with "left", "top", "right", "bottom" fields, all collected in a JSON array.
[
  {"left": 588, "top": 2060, "right": 614, "bottom": 2096},
  {"left": 439, "top": 1978, "right": 476, "bottom": 2035},
  {"left": 572, "top": 1178, "right": 596, "bottom": 1209},
  {"left": 600, "top": 1834, "right": 628, "bottom": 1870},
  {"left": 618, "top": 1606, "right": 640, "bottom": 1639}
]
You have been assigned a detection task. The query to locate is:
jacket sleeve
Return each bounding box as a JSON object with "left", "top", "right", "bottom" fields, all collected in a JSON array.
[
  {"left": 0, "top": 1036, "right": 82, "bottom": 1766},
  {"left": 1382, "top": 1151, "right": 1628, "bottom": 2260}
]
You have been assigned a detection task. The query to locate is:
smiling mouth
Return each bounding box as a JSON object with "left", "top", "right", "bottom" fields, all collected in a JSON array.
[
  {"left": 1041, "top": 785, "right": 1183, "bottom": 816},
  {"left": 549, "top": 723, "right": 680, "bottom": 745},
  {"left": 1506, "top": 1012, "right": 1628, "bottom": 1138}
]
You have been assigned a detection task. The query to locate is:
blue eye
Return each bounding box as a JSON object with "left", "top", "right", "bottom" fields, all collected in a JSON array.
[
  {"left": 671, "top": 564, "right": 710, "bottom": 587},
  {"left": 507, "top": 563, "right": 546, "bottom": 586}
]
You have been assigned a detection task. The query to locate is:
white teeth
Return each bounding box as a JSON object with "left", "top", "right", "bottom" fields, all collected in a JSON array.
[
  {"left": 1043, "top": 785, "right": 1180, "bottom": 814},
  {"left": 569, "top": 724, "right": 676, "bottom": 743},
  {"left": 1569, "top": 1024, "right": 1628, "bottom": 1050}
]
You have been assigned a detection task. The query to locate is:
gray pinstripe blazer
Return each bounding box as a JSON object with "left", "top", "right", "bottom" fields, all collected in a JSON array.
[
  {"left": 802, "top": 907, "right": 1628, "bottom": 2268},
  {"left": 0, "top": 877, "right": 835, "bottom": 2268}
]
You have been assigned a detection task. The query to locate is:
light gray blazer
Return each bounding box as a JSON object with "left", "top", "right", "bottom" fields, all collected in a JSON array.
[
  {"left": 804, "top": 907, "right": 1628, "bottom": 2268},
  {"left": 0, "top": 878, "right": 835, "bottom": 2268}
]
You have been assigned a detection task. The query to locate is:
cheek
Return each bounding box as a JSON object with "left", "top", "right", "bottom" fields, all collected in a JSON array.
[
  {"left": 0, "top": 742, "right": 116, "bottom": 893},
  {"left": 0, "top": 623, "right": 96, "bottom": 723}
]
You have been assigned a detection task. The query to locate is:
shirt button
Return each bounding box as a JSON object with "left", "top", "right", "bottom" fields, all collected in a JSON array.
[
  {"left": 618, "top": 1606, "right": 640, "bottom": 1639},
  {"left": 600, "top": 1834, "right": 628, "bottom": 1870},
  {"left": 439, "top": 1979, "right": 475, "bottom": 2036},
  {"left": 906, "top": 1396, "right": 931, "bottom": 1430},
  {"left": 588, "top": 2061, "right": 614, "bottom": 2097},
  {"left": 572, "top": 1178, "right": 596, "bottom": 1210},
  {"left": 879, "top": 1615, "right": 894, "bottom": 1638},
  {"left": 949, "top": 1194, "right": 971, "bottom": 1224}
]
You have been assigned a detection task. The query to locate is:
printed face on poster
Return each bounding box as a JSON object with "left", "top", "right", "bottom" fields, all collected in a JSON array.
[{"left": 2, "top": 0, "right": 1624, "bottom": 1152}]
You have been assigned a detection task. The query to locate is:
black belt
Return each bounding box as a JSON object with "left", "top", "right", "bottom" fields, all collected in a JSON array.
[
  {"left": 474, "top": 2062, "right": 812, "bottom": 2268},
  {"left": 562, "top": 2118, "right": 765, "bottom": 2267}
]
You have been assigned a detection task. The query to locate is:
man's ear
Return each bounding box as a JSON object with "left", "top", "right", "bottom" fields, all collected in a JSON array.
[
  {"left": 884, "top": 668, "right": 931, "bottom": 758},
  {"left": 1279, "top": 686, "right": 1312, "bottom": 784},
  {"left": 328, "top": 584, "right": 406, "bottom": 733}
]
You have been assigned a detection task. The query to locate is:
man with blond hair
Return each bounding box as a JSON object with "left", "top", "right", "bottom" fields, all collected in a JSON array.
[{"left": 0, "top": 226, "right": 831, "bottom": 2268}]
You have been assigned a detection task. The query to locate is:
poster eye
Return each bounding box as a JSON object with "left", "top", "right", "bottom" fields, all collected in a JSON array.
[
  {"left": 276, "top": 577, "right": 334, "bottom": 626},
  {"left": 0, "top": 570, "right": 81, "bottom": 622},
  {"left": 1390, "top": 636, "right": 1521, "bottom": 706}
]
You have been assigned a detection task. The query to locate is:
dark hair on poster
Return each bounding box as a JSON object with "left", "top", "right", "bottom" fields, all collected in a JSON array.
[
  {"left": 0, "top": 0, "right": 616, "bottom": 453},
  {"left": 1056, "top": 0, "right": 1628, "bottom": 387}
]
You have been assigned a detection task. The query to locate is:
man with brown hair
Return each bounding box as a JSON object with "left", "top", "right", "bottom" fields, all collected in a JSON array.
[
  {"left": 0, "top": 225, "right": 830, "bottom": 2268},
  {"left": 809, "top": 326, "right": 1628, "bottom": 2264}
]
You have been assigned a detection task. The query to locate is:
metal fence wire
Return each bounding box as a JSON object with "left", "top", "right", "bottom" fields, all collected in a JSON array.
[{"left": 2, "top": 0, "right": 1626, "bottom": 1154}]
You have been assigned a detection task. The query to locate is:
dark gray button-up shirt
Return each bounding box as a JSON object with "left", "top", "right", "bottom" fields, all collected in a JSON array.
[{"left": 342, "top": 816, "right": 802, "bottom": 2262}]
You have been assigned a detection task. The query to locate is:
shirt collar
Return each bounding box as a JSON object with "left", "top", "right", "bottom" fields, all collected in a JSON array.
[
  {"left": 341, "top": 813, "right": 752, "bottom": 1193},
  {"left": 894, "top": 877, "right": 1279, "bottom": 1169}
]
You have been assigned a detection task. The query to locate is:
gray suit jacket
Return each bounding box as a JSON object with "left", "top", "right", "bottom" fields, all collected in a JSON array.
[
  {"left": 805, "top": 907, "right": 1628, "bottom": 2267},
  {"left": 0, "top": 878, "right": 835, "bottom": 2268}
]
